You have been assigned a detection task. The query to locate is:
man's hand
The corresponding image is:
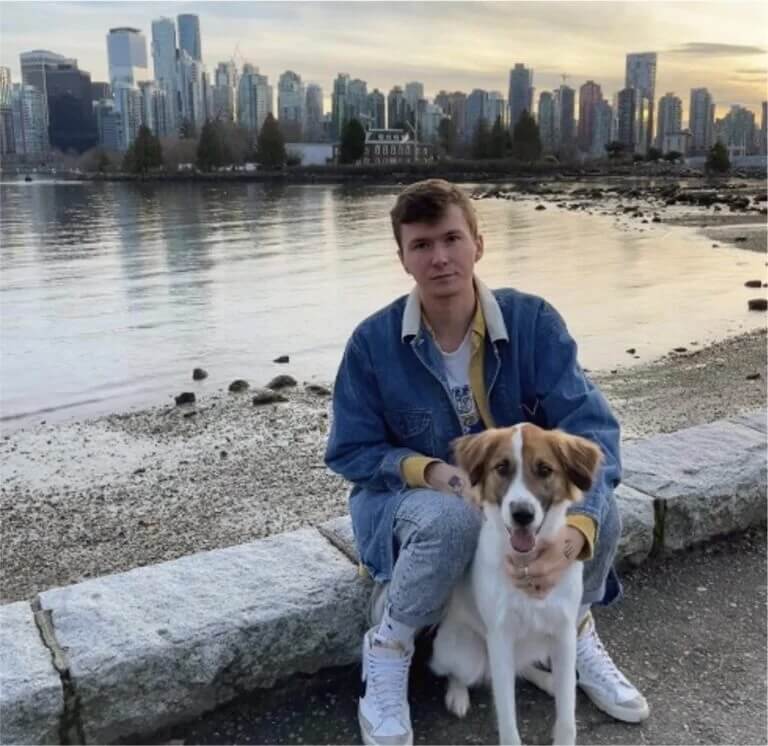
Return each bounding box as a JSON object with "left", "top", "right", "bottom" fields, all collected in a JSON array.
[
  {"left": 505, "top": 525, "right": 585, "bottom": 598},
  {"left": 425, "top": 462, "right": 475, "bottom": 501}
]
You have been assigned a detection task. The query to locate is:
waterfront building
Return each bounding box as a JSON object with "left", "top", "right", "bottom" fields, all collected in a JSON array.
[
  {"left": 537, "top": 91, "right": 555, "bottom": 152},
  {"left": 151, "top": 17, "right": 178, "bottom": 133},
  {"left": 368, "top": 89, "right": 385, "bottom": 130},
  {"left": 304, "top": 83, "right": 324, "bottom": 141},
  {"left": 590, "top": 99, "right": 613, "bottom": 157},
  {"left": 508, "top": 63, "right": 533, "bottom": 130},
  {"left": 10, "top": 83, "right": 47, "bottom": 155},
  {"left": 387, "top": 85, "right": 407, "bottom": 129},
  {"left": 577, "top": 80, "right": 602, "bottom": 152},
  {"left": 689, "top": 87, "right": 714, "bottom": 155},
  {"left": 278, "top": 70, "right": 305, "bottom": 140},
  {"left": 333, "top": 127, "right": 432, "bottom": 164},
  {"left": 656, "top": 92, "right": 682, "bottom": 150},
  {"left": 625, "top": 52, "right": 657, "bottom": 152},
  {"left": 237, "top": 67, "right": 273, "bottom": 133},
  {"left": 177, "top": 14, "right": 202, "bottom": 62}
]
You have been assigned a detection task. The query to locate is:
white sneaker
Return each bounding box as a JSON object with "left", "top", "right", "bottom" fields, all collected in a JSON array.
[
  {"left": 576, "top": 616, "right": 650, "bottom": 723},
  {"left": 359, "top": 627, "right": 414, "bottom": 746}
]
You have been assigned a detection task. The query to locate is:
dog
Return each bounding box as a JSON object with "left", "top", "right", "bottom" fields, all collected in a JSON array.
[{"left": 429, "top": 423, "right": 602, "bottom": 745}]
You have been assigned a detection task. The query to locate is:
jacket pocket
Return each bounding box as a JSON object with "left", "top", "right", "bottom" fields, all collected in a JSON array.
[{"left": 385, "top": 409, "right": 436, "bottom": 454}]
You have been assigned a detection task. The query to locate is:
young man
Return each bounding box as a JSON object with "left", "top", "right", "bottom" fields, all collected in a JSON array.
[{"left": 325, "top": 179, "right": 649, "bottom": 745}]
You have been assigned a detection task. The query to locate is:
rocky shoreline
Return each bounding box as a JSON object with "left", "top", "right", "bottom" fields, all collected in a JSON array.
[{"left": 1, "top": 328, "right": 765, "bottom": 603}]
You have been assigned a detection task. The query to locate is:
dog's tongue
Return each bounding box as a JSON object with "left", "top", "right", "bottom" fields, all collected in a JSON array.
[{"left": 510, "top": 528, "right": 535, "bottom": 553}]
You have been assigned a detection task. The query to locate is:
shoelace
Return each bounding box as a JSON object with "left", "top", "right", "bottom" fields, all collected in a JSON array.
[
  {"left": 577, "top": 629, "right": 631, "bottom": 688},
  {"left": 368, "top": 650, "right": 411, "bottom": 720}
]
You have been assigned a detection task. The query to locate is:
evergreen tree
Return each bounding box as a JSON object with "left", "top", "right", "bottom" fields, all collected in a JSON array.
[
  {"left": 339, "top": 118, "right": 366, "bottom": 164},
  {"left": 706, "top": 141, "right": 730, "bottom": 173},
  {"left": 438, "top": 117, "right": 456, "bottom": 157},
  {"left": 510, "top": 110, "right": 541, "bottom": 161},
  {"left": 645, "top": 146, "right": 662, "bottom": 162},
  {"left": 490, "top": 116, "right": 507, "bottom": 158},
  {"left": 197, "top": 119, "right": 233, "bottom": 172},
  {"left": 663, "top": 150, "right": 682, "bottom": 163},
  {"left": 122, "top": 125, "right": 163, "bottom": 175},
  {"left": 471, "top": 118, "right": 492, "bottom": 159},
  {"left": 256, "top": 113, "right": 286, "bottom": 169}
]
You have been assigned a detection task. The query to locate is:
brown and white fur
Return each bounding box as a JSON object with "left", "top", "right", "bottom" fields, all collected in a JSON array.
[{"left": 429, "top": 424, "right": 602, "bottom": 746}]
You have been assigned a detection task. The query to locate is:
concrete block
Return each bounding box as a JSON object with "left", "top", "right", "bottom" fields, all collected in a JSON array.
[
  {"left": 622, "top": 421, "right": 767, "bottom": 552},
  {"left": 729, "top": 409, "right": 767, "bottom": 435},
  {"left": 317, "top": 514, "right": 358, "bottom": 564},
  {"left": 614, "top": 484, "right": 655, "bottom": 566},
  {"left": 39, "top": 527, "right": 369, "bottom": 744},
  {"left": 0, "top": 602, "right": 63, "bottom": 745}
]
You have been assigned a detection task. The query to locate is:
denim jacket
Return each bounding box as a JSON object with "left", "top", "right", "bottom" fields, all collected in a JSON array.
[{"left": 325, "top": 279, "right": 622, "bottom": 579}]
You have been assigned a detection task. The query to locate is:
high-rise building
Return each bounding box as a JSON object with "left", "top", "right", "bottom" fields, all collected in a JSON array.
[
  {"left": 44, "top": 62, "right": 98, "bottom": 153},
  {"left": 304, "top": 83, "right": 324, "bottom": 141},
  {"left": 465, "top": 88, "right": 489, "bottom": 143},
  {"left": 90, "top": 82, "right": 111, "bottom": 101},
  {"left": 417, "top": 101, "right": 443, "bottom": 144},
  {"left": 487, "top": 91, "right": 506, "bottom": 127},
  {"left": 177, "top": 49, "right": 206, "bottom": 130},
  {"left": 761, "top": 101, "right": 767, "bottom": 156},
  {"left": 211, "top": 62, "right": 237, "bottom": 121},
  {"left": 137, "top": 80, "right": 169, "bottom": 137},
  {"left": 237, "top": 66, "right": 272, "bottom": 133},
  {"left": 107, "top": 28, "right": 148, "bottom": 90},
  {"left": 11, "top": 83, "right": 48, "bottom": 155},
  {"left": 508, "top": 63, "right": 533, "bottom": 130},
  {"left": 617, "top": 87, "right": 637, "bottom": 152},
  {"left": 434, "top": 91, "right": 467, "bottom": 142},
  {"left": 590, "top": 99, "right": 613, "bottom": 158},
  {"left": 20, "top": 50, "right": 77, "bottom": 135},
  {"left": 537, "top": 91, "right": 555, "bottom": 152},
  {"left": 655, "top": 92, "right": 682, "bottom": 150},
  {"left": 0, "top": 67, "right": 14, "bottom": 155},
  {"left": 278, "top": 70, "right": 305, "bottom": 141},
  {"left": 577, "top": 81, "right": 602, "bottom": 152},
  {"left": 368, "top": 89, "right": 385, "bottom": 130},
  {"left": 720, "top": 105, "right": 757, "bottom": 154},
  {"left": 331, "top": 73, "right": 349, "bottom": 139},
  {"left": 554, "top": 85, "right": 575, "bottom": 149},
  {"left": 177, "top": 14, "right": 202, "bottom": 62},
  {"left": 625, "top": 52, "right": 657, "bottom": 152},
  {"left": 404, "top": 81, "right": 424, "bottom": 126},
  {"left": 94, "top": 98, "right": 121, "bottom": 150},
  {"left": 151, "top": 17, "right": 178, "bottom": 134},
  {"left": 348, "top": 78, "right": 369, "bottom": 127},
  {"left": 689, "top": 88, "right": 714, "bottom": 155},
  {"left": 387, "top": 86, "right": 406, "bottom": 129}
]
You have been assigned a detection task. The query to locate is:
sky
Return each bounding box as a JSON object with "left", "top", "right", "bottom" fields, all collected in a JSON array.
[{"left": 1, "top": 0, "right": 766, "bottom": 121}]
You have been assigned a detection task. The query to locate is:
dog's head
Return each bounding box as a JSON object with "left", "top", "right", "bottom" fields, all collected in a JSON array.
[{"left": 452, "top": 424, "right": 602, "bottom": 554}]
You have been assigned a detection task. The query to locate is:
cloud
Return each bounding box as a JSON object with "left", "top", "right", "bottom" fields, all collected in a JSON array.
[{"left": 667, "top": 42, "right": 766, "bottom": 56}]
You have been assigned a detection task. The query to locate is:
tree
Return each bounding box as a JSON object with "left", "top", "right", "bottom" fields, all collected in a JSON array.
[
  {"left": 605, "top": 140, "right": 625, "bottom": 159},
  {"left": 663, "top": 150, "right": 683, "bottom": 163},
  {"left": 256, "top": 113, "right": 286, "bottom": 169},
  {"left": 438, "top": 117, "right": 456, "bottom": 157},
  {"left": 339, "top": 118, "right": 366, "bottom": 164},
  {"left": 122, "top": 125, "right": 163, "bottom": 175},
  {"left": 706, "top": 141, "right": 730, "bottom": 173},
  {"left": 646, "top": 147, "right": 662, "bottom": 162},
  {"left": 510, "top": 110, "right": 541, "bottom": 161},
  {"left": 490, "top": 116, "right": 507, "bottom": 159},
  {"left": 471, "top": 118, "right": 492, "bottom": 159},
  {"left": 179, "top": 118, "right": 196, "bottom": 139},
  {"left": 196, "top": 119, "right": 233, "bottom": 172}
]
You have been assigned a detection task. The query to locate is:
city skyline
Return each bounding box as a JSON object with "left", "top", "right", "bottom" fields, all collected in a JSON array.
[{"left": 1, "top": 1, "right": 766, "bottom": 120}]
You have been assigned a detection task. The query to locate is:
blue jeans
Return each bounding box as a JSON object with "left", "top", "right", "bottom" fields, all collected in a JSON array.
[{"left": 356, "top": 488, "right": 623, "bottom": 630}]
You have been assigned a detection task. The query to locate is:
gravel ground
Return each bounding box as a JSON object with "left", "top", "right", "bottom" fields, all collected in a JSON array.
[{"left": 1, "top": 328, "right": 765, "bottom": 603}]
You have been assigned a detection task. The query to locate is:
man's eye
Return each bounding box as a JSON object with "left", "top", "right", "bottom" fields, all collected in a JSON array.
[
  {"left": 413, "top": 242, "right": 428, "bottom": 250},
  {"left": 536, "top": 462, "right": 553, "bottom": 478}
]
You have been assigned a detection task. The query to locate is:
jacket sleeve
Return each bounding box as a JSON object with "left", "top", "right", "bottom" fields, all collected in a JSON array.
[
  {"left": 533, "top": 301, "right": 622, "bottom": 528},
  {"left": 324, "top": 332, "right": 420, "bottom": 492}
]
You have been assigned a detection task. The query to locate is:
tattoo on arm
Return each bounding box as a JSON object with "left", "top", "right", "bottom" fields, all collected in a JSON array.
[{"left": 448, "top": 475, "right": 464, "bottom": 497}]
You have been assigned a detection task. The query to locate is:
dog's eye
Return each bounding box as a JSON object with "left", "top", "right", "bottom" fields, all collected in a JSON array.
[
  {"left": 536, "top": 461, "right": 553, "bottom": 478},
  {"left": 494, "top": 459, "right": 511, "bottom": 477}
]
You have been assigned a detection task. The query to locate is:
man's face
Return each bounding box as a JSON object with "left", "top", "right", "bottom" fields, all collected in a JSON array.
[{"left": 398, "top": 204, "right": 484, "bottom": 301}]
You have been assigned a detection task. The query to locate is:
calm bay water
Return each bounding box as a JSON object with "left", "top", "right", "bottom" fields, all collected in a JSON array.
[{"left": 0, "top": 178, "right": 764, "bottom": 428}]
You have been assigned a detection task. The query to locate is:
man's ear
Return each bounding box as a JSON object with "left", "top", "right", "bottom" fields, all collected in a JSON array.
[{"left": 474, "top": 233, "right": 484, "bottom": 262}]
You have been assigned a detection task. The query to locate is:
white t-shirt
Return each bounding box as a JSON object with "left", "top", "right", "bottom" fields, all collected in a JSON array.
[{"left": 437, "top": 330, "right": 481, "bottom": 433}]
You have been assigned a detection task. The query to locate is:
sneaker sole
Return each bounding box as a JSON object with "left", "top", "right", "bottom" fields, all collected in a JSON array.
[
  {"left": 358, "top": 710, "right": 414, "bottom": 746},
  {"left": 579, "top": 687, "right": 651, "bottom": 723}
]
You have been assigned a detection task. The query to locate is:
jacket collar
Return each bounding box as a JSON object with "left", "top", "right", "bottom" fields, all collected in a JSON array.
[{"left": 401, "top": 276, "right": 509, "bottom": 343}]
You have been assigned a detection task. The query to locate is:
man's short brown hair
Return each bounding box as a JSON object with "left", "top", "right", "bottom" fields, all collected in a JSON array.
[{"left": 390, "top": 179, "right": 479, "bottom": 250}]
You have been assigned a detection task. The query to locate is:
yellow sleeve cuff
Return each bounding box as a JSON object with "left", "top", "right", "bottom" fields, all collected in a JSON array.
[
  {"left": 565, "top": 514, "right": 597, "bottom": 561},
  {"left": 401, "top": 456, "right": 442, "bottom": 488}
]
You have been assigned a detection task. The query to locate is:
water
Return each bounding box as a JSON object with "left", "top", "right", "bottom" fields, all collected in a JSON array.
[{"left": 1, "top": 178, "right": 764, "bottom": 429}]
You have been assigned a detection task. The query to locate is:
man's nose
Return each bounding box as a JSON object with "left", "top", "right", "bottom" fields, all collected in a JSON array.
[{"left": 431, "top": 243, "right": 449, "bottom": 264}]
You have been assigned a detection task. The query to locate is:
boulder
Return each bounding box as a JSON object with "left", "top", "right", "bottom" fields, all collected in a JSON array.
[
  {"left": 228, "top": 380, "right": 249, "bottom": 393},
  {"left": 252, "top": 389, "right": 288, "bottom": 405},
  {"left": 192, "top": 368, "right": 208, "bottom": 381},
  {"left": 174, "top": 392, "right": 195, "bottom": 406},
  {"left": 266, "top": 375, "right": 297, "bottom": 390}
]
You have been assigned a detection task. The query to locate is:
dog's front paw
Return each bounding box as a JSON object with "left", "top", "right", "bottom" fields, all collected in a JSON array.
[
  {"left": 552, "top": 719, "right": 576, "bottom": 746},
  {"left": 445, "top": 679, "right": 471, "bottom": 718}
]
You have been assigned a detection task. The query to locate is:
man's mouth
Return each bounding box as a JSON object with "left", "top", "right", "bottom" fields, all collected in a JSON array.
[
  {"left": 508, "top": 526, "right": 536, "bottom": 554},
  {"left": 432, "top": 272, "right": 456, "bottom": 281}
]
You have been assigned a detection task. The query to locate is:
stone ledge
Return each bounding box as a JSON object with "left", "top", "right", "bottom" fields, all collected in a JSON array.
[
  {"left": 614, "top": 484, "right": 655, "bottom": 566},
  {"left": 0, "top": 601, "right": 64, "bottom": 746},
  {"left": 38, "top": 527, "right": 369, "bottom": 744},
  {"left": 622, "top": 419, "right": 767, "bottom": 552}
]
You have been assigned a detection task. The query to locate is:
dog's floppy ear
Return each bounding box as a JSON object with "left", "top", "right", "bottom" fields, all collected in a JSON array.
[
  {"left": 553, "top": 433, "right": 603, "bottom": 493},
  {"left": 452, "top": 431, "right": 495, "bottom": 486}
]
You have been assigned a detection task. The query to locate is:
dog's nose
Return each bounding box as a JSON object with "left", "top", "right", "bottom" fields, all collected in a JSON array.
[{"left": 510, "top": 504, "right": 535, "bottom": 526}]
